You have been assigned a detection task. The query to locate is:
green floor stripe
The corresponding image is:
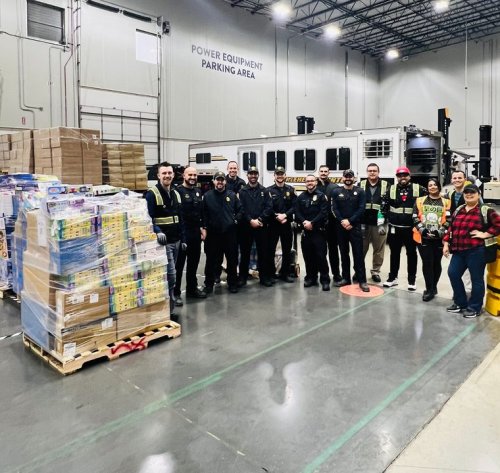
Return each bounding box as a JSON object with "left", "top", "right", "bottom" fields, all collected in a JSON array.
[{"left": 302, "top": 323, "right": 477, "bottom": 473}]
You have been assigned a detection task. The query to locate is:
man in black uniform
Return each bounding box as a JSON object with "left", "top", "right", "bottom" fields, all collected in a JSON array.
[
  {"left": 226, "top": 160, "right": 246, "bottom": 194},
  {"left": 295, "top": 174, "right": 330, "bottom": 291},
  {"left": 238, "top": 166, "right": 274, "bottom": 287},
  {"left": 267, "top": 166, "right": 297, "bottom": 283},
  {"left": 331, "top": 169, "right": 370, "bottom": 292},
  {"left": 383, "top": 166, "right": 426, "bottom": 291},
  {"left": 202, "top": 171, "right": 242, "bottom": 294},
  {"left": 173, "top": 166, "right": 207, "bottom": 306},
  {"left": 317, "top": 165, "right": 342, "bottom": 283},
  {"left": 145, "top": 162, "right": 185, "bottom": 320}
]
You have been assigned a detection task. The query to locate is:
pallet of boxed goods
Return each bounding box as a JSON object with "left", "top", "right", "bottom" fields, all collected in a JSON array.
[
  {"left": 102, "top": 143, "right": 148, "bottom": 190},
  {"left": 20, "top": 189, "right": 177, "bottom": 374},
  {"left": 23, "top": 317, "right": 180, "bottom": 375}
]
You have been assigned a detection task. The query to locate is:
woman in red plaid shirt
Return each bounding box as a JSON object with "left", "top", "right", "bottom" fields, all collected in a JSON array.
[{"left": 443, "top": 184, "right": 500, "bottom": 318}]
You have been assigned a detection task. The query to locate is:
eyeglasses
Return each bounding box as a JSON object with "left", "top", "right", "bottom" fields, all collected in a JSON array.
[{"left": 367, "top": 170, "right": 378, "bottom": 172}]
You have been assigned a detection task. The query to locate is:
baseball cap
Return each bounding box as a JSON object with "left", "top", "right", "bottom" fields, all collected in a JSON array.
[
  {"left": 343, "top": 169, "right": 355, "bottom": 177},
  {"left": 463, "top": 184, "right": 479, "bottom": 193},
  {"left": 274, "top": 166, "right": 286, "bottom": 174},
  {"left": 213, "top": 171, "right": 226, "bottom": 180},
  {"left": 247, "top": 166, "right": 259, "bottom": 174},
  {"left": 396, "top": 166, "right": 410, "bottom": 175}
]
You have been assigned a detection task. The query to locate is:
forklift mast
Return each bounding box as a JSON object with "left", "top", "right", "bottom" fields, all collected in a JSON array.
[{"left": 438, "top": 108, "right": 452, "bottom": 184}]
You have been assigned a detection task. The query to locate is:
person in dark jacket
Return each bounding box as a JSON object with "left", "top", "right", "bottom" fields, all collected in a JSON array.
[
  {"left": 295, "top": 174, "right": 330, "bottom": 291},
  {"left": 318, "top": 165, "right": 342, "bottom": 282},
  {"left": 225, "top": 160, "right": 246, "bottom": 194},
  {"left": 383, "top": 167, "right": 426, "bottom": 291},
  {"left": 331, "top": 169, "right": 370, "bottom": 292},
  {"left": 202, "top": 172, "right": 242, "bottom": 294},
  {"left": 238, "top": 166, "right": 274, "bottom": 287},
  {"left": 267, "top": 167, "right": 297, "bottom": 283},
  {"left": 173, "top": 167, "right": 207, "bottom": 306},
  {"left": 145, "top": 162, "right": 185, "bottom": 320},
  {"left": 359, "top": 163, "right": 389, "bottom": 283}
]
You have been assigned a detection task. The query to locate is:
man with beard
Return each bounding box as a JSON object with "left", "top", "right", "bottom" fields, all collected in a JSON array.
[
  {"left": 317, "top": 165, "right": 342, "bottom": 283},
  {"left": 145, "top": 162, "right": 185, "bottom": 321},
  {"left": 267, "top": 167, "right": 297, "bottom": 282},
  {"left": 238, "top": 166, "right": 274, "bottom": 287},
  {"left": 383, "top": 167, "right": 426, "bottom": 291},
  {"left": 202, "top": 172, "right": 242, "bottom": 294},
  {"left": 331, "top": 169, "right": 370, "bottom": 292},
  {"left": 173, "top": 167, "right": 207, "bottom": 306},
  {"left": 295, "top": 174, "right": 330, "bottom": 291}
]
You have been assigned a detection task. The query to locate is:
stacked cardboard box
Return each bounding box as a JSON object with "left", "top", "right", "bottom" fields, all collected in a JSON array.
[
  {"left": 102, "top": 143, "right": 147, "bottom": 190},
  {"left": 33, "top": 127, "right": 102, "bottom": 185},
  {"left": 8, "top": 131, "right": 34, "bottom": 173},
  {"left": 20, "top": 192, "right": 170, "bottom": 362},
  {"left": 0, "top": 134, "right": 11, "bottom": 171}
]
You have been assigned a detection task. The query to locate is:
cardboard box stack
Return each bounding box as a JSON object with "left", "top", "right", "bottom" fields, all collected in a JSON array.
[
  {"left": 0, "top": 134, "right": 11, "bottom": 171},
  {"left": 33, "top": 127, "right": 102, "bottom": 185},
  {"left": 20, "top": 191, "right": 170, "bottom": 362},
  {"left": 102, "top": 143, "right": 147, "bottom": 190}
]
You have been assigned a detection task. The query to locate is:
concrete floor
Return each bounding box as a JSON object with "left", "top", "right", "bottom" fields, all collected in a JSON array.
[{"left": 1, "top": 249, "right": 500, "bottom": 473}]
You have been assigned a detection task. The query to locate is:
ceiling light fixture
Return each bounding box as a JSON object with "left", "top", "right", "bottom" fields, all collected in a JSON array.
[
  {"left": 272, "top": 2, "right": 291, "bottom": 22},
  {"left": 324, "top": 24, "right": 341, "bottom": 39},
  {"left": 386, "top": 49, "right": 400, "bottom": 60},
  {"left": 433, "top": 0, "right": 450, "bottom": 13}
]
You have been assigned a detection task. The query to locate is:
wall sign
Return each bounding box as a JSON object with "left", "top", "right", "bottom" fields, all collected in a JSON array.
[{"left": 191, "top": 44, "right": 263, "bottom": 80}]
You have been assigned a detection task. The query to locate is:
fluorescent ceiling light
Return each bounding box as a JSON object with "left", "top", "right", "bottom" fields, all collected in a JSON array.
[
  {"left": 386, "top": 49, "right": 400, "bottom": 60},
  {"left": 324, "top": 24, "right": 341, "bottom": 39},
  {"left": 433, "top": 0, "right": 450, "bottom": 12},
  {"left": 272, "top": 2, "right": 291, "bottom": 21}
]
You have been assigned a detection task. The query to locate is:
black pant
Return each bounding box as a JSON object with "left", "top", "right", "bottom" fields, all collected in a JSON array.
[
  {"left": 417, "top": 239, "right": 443, "bottom": 292},
  {"left": 388, "top": 226, "right": 417, "bottom": 283},
  {"left": 337, "top": 223, "right": 366, "bottom": 283},
  {"left": 268, "top": 222, "right": 293, "bottom": 276},
  {"left": 326, "top": 220, "right": 341, "bottom": 280},
  {"left": 239, "top": 225, "right": 270, "bottom": 282},
  {"left": 174, "top": 231, "right": 201, "bottom": 296},
  {"left": 204, "top": 230, "right": 238, "bottom": 288},
  {"left": 301, "top": 230, "right": 330, "bottom": 284}
]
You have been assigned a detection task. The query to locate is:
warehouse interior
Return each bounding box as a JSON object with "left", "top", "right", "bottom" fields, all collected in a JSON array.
[{"left": 2, "top": 1, "right": 500, "bottom": 472}]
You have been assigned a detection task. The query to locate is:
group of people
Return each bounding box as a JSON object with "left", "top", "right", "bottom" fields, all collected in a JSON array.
[{"left": 146, "top": 161, "right": 500, "bottom": 321}]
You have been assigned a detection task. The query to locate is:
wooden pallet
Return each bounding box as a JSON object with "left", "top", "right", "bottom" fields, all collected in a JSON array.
[{"left": 23, "top": 322, "right": 181, "bottom": 375}]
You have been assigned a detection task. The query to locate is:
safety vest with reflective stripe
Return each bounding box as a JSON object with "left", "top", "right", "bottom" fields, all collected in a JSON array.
[
  {"left": 389, "top": 183, "right": 421, "bottom": 214},
  {"left": 359, "top": 179, "right": 388, "bottom": 211},
  {"left": 149, "top": 185, "right": 181, "bottom": 227},
  {"left": 412, "top": 196, "right": 450, "bottom": 243}
]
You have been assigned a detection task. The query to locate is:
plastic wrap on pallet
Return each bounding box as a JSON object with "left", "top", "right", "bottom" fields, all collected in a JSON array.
[{"left": 21, "top": 191, "right": 171, "bottom": 362}]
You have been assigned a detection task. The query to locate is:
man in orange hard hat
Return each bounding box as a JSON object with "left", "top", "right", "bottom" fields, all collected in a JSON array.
[{"left": 383, "top": 167, "right": 426, "bottom": 291}]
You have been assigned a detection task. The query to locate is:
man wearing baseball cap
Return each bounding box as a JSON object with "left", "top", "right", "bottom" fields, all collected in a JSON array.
[
  {"left": 267, "top": 167, "right": 297, "bottom": 282},
  {"left": 202, "top": 171, "right": 242, "bottom": 294},
  {"left": 331, "top": 169, "right": 370, "bottom": 292},
  {"left": 383, "top": 167, "right": 426, "bottom": 291},
  {"left": 238, "top": 166, "right": 274, "bottom": 287}
]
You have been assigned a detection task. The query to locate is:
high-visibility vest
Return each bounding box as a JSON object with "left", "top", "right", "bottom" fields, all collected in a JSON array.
[
  {"left": 389, "top": 183, "right": 421, "bottom": 214},
  {"left": 149, "top": 186, "right": 181, "bottom": 227},
  {"left": 359, "top": 179, "right": 388, "bottom": 211},
  {"left": 412, "top": 196, "right": 450, "bottom": 243}
]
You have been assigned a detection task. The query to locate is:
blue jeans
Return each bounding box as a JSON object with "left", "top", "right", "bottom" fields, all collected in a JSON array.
[
  {"left": 166, "top": 241, "right": 180, "bottom": 314},
  {"left": 448, "top": 246, "right": 486, "bottom": 312}
]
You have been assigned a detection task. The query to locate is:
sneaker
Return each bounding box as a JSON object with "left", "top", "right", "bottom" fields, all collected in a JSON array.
[
  {"left": 446, "top": 303, "right": 464, "bottom": 313},
  {"left": 203, "top": 286, "right": 214, "bottom": 295},
  {"left": 174, "top": 296, "right": 184, "bottom": 307},
  {"left": 462, "top": 308, "right": 481, "bottom": 318},
  {"left": 383, "top": 278, "right": 398, "bottom": 287},
  {"left": 407, "top": 283, "right": 417, "bottom": 292},
  {"left": 371, "top": 274, "right": 381, "bottom": 283}
]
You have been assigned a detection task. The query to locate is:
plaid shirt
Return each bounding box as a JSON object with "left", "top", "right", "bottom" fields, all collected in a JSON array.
[{"left": 444, "top": 205, "right": 500, "bottom": 252}]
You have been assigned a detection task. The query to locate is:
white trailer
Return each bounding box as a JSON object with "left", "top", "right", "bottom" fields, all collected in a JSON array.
[{"left": 188, "top": 126, "right": 443, "bottom": 191}]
